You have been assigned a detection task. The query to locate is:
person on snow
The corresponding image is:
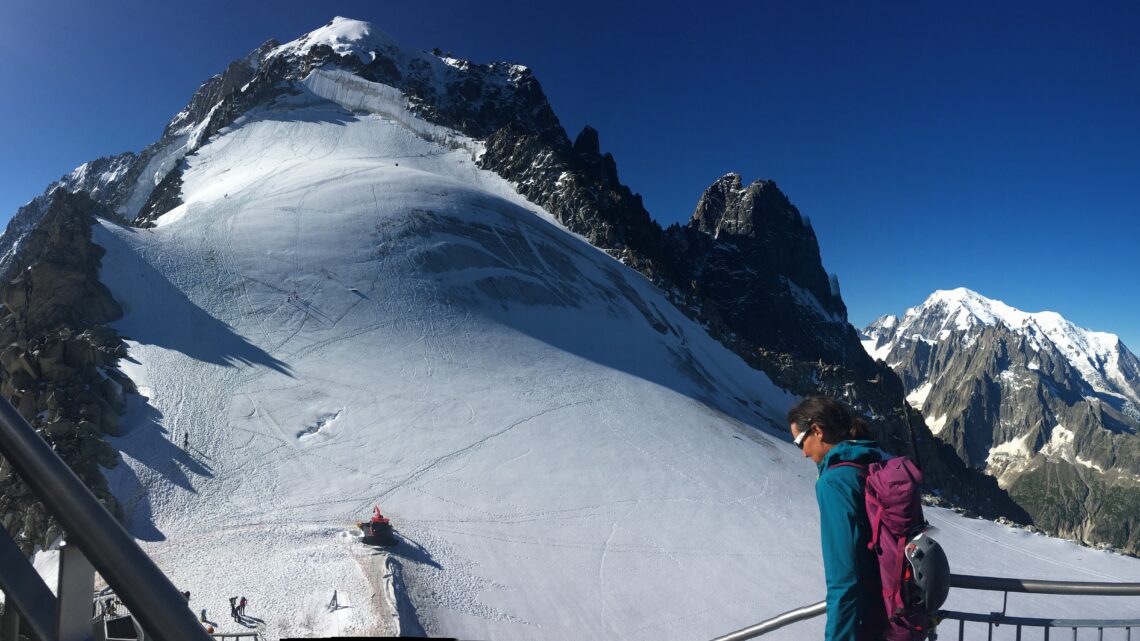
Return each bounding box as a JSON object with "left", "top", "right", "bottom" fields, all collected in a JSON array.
[
  {"left": 238, "top": 596, "right": 248, "bottom": 617},
  {"left": 229, "top": 596, "right": 238, "bottom": 621},
  {"left": 788, "top": 396, "right": 888, "bottom": 641}
]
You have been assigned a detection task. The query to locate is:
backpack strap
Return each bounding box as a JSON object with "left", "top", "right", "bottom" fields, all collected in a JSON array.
[
  {"left": 864, "top": 490, "right": 886, "bottom": 551},
  {"left": 828, "top": 461, "right": 868, "bottom": 475},
  {"left": 829, "top": 461, "right": 886, "bottom": 554}
]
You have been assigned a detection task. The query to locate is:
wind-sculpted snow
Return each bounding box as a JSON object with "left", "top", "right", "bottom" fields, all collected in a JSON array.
[{"left": 86, "top": 70, "right": 1140, "bottom": 641}]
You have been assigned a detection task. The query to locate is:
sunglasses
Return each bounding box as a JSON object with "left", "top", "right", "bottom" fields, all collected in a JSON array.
[{"left": 793, "top": 422, "right": 817, "bottom": 449}]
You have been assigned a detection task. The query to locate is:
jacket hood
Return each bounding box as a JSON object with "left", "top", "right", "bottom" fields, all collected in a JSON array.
[{"left": 816, "top": 439, "right": 888, "bottom": 475}]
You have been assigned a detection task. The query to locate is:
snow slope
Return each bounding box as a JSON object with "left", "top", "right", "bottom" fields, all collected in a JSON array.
[{"left": 90, "top": 70, "right": 1140, "bottom": 640}]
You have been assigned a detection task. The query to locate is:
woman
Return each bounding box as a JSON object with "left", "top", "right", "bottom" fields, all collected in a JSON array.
[{"left": 789, "top": 396, "right": 888, "bottom": 641}]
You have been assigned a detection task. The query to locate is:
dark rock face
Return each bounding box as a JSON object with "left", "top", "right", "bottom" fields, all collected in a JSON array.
[
  {"left": 136, "top": 163, "right": 185, "bottom": 227},
  {"left": 0, "top": 154, "right": 134, "bottom": 278},
  {"left": 0, "top": 190, "right": 129, "bottom": 553},
  {"left": 1011, "top": 459, "right": 1140, "bottom": 552},
  {"left": 479, "top": 124, "right": 671, "bottom": 281},
  {"left": 664, "top": 174, "right": 853, "bottom": 362},
  {"left": 865, "top": 292, "right": 1140, "bottom": 552}
]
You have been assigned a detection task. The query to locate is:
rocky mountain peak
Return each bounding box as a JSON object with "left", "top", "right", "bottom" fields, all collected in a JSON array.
[
  {"left": 273, "top": 16, "right": 397, "bottom": 62},
  {"left": 868, "top": 314, "right": 899, "bottom": 331},
  {"left": 912, "top": 287, "right": 1031, "bottom": 332},
  {"left": 689, "top": 173, "right": 740, "bottom": 236},
  {"left": 255, "top": 17, "right": 556, "bottom": 142},
  {"left": 864, "top": 288, "right": 1140, "bottom": 553},
  {"left": 573, "top": 125, "right": 601, "bottom": 156},
  {"left": 50, "top": 16, "right": 568, "bottom": 229},
  {"left": 877, "top": 289, "right": 1137, "bottom": 407},
  {"left": 689, "top": 173, "right": 803, "bottom": 239},
  {"left": 680, "top": 172, "right": 844, "bottom": 324}
]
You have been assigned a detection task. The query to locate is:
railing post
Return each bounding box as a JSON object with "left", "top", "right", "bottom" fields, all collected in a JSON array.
[
  {"left": 0, "top": 523, "right": 57, "bottom": 641},
  {"left": 1, "top": 602, "right": 19, "bottom": 641},
  {"left": 57, "top": 537, "right": 96, "bottom": 641}
]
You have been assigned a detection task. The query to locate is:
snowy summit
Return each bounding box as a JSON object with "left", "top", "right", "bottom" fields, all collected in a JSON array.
[
  {"left": 271, "top": 17, "right": 396, "bottom": 64},
  {"left": 866, "top": 287, "right": 1130, "bottom": 394}
]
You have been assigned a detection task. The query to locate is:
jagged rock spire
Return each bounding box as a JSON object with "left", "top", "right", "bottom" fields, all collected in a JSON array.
[{"left": 690, "top": 173, "right": 805, "bottom": 240}]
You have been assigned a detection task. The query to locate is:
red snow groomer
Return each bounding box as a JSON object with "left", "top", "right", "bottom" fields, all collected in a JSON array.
[{"left": 357, "top": 505, "right": 398, "bottom": 546}]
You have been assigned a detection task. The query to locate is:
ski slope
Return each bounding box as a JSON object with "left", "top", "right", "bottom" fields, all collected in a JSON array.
[{"left": 88, "top": 69, "right": 1140, "bottom": 640}]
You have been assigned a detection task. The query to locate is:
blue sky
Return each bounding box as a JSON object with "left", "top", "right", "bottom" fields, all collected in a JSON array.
[{"left": 1, "top": 1, "right": 1137, "bottom": 349}]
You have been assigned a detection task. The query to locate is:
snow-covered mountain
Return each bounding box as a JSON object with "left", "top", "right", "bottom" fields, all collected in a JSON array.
[
  {"left": 863, "top": 288, "right": 1140, "bottom": 552},
  {"left": 4, "top": 15, "right": 1028, "bottom": 518},
  {"left": 7, "top": 17, "right": 1140, "bottom": 641}
]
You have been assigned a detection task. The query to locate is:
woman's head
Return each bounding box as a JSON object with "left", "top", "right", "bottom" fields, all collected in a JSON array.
[{"left": 787, "top": 396, "right": 869, "bottom": 463}]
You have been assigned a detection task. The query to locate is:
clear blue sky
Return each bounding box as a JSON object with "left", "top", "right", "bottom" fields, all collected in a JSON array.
[{"left": 1, "top": 1, "right": 1137, "bottom": 349}]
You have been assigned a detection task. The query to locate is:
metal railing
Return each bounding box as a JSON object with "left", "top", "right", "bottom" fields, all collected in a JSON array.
[
  {"left": 940, "top": 574, "right": 1140, "bottom": 640},
  {"left": 0, "top": 396, "right": 213, "bottom": 641},
  {"left": 710, "top": 574, "right": 1140, "bottom": 640},
  {"left": 709, "top": 601, "right": 826, "bottom": 641}
]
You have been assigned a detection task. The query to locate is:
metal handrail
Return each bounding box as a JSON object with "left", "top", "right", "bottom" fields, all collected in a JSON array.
[
  {"left": 939, "top": 573, "right": 1140, "bottom": 640},
  {"left": 709, "top": 601, "right": 826, "bottom": 641},
  {"left": 709, "top": 574, "right": 1140, "bottom": 640},
  {"left": 950, "top": 573, "right": 1140, "bottom": 595},
  {"left": 939, "top": 609, "right": 1140, "bottom": 628},
  {"left": 0, "top": 397, "right": 212, "bottom": 641}
]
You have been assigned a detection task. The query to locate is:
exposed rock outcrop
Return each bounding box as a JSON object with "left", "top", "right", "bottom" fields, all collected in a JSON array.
[{"left": 0, "top": 190, "right": 129, "bottom": 553}]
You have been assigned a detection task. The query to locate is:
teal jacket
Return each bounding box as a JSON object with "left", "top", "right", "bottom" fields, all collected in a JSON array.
[{"left": 815, "top": 440, "right": 888, "bottom": 641}]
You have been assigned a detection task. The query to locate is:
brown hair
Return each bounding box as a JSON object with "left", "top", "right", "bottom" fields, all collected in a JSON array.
[{"left": 786, "top": 396, "right": 870, "bottom": 442}]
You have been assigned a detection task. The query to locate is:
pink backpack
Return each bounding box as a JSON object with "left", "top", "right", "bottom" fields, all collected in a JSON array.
[{"left": 832, "top": 456, "right": 945, "bottom": 641}]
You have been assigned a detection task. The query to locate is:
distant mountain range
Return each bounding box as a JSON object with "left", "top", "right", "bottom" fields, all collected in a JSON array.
[{"left": 863, "top": 288, "right": 1140, "bottom": 551}]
